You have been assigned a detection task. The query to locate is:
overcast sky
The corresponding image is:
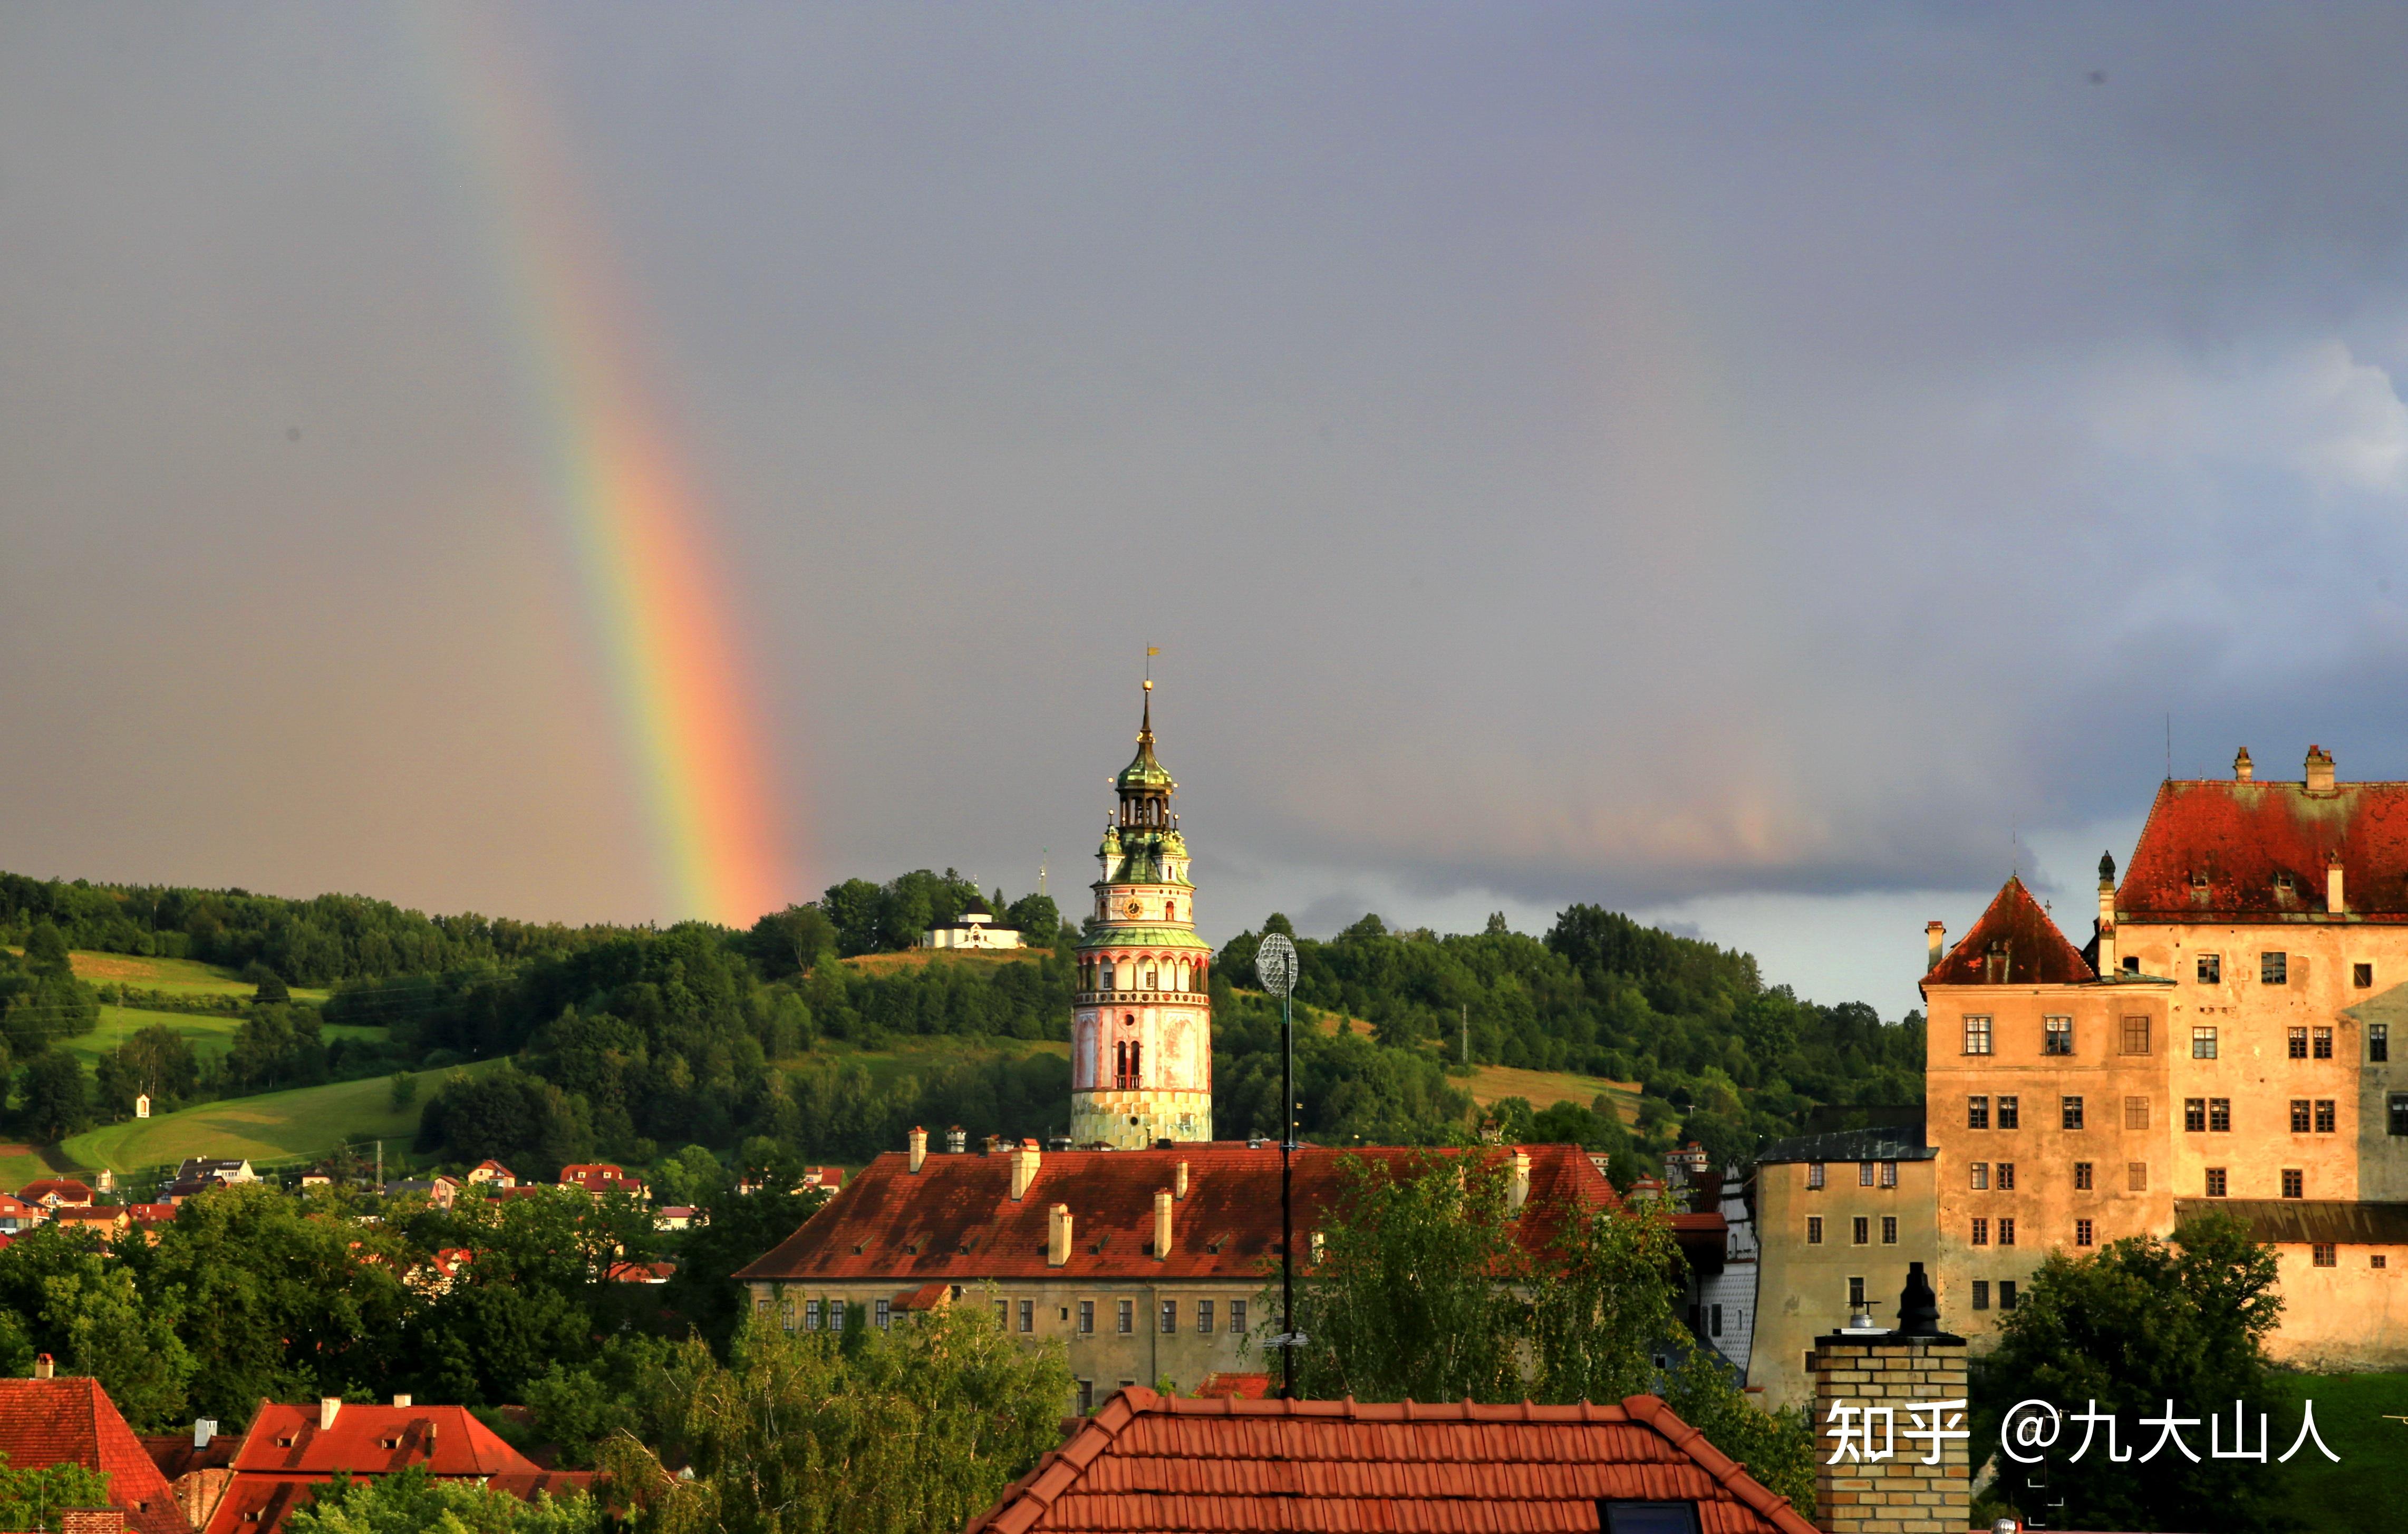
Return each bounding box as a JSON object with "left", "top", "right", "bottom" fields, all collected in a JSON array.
[{"left": 8, "top": 5, "right": 2408, "bottom": 1016}]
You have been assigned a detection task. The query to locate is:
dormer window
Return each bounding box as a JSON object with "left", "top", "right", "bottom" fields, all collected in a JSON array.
[
  {"left": 2191, "top": 871, "right": 2209, "bottom": 890},
  {"left": 2276, "top": 872, "right": 2296, "bottom": 893}
]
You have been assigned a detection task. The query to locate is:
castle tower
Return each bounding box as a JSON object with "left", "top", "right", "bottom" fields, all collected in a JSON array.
[{"left": 1069, "top": 681, "right": 1214, "bottom": 1147}]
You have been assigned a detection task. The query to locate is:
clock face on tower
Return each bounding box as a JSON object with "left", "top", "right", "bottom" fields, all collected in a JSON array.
[{"left": 1125, "top": 898, "right": 1142, "bottom": 918}]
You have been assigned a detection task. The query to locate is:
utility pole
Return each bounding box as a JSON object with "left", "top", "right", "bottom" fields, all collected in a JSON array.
[
  {"left": 1255, "top": 932, "right": 1301, "bottom": 1398},
  {"left": 1461, "top": 1004, "right": 1468, "bottom": 1066}
]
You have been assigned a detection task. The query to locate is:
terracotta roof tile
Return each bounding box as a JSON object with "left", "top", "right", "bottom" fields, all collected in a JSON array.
[
  {"left": 0, "top": 1377, "right": 187, "bottom": 1534},
  {"left": 965, "top": 1390, "right": 1813, "bottom": 1534},
  {"left": 229, "top": 1402, "right": 538, "bottom": 1479},
  {"left": 1925, "top": 876, "right": 2095, "bottom": 987},
  {"left": 2121, "top": 776, "right": 2408, "bottom": 919},
  {"left": 738, "top": 1145, "right": 1613, "bottom": 1284}
]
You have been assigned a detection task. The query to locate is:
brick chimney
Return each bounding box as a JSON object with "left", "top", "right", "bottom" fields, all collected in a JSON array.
[
  {"left": 1152, "top": 1189, "right": 1173, "bottom": 1259},
  {"left": 2328, "top": 852, "right": 2346, "bottom": 915},
  {"left": 2307, "top": 744, "right": 2336, "bottom": 792},
  {"left": 1507, "top": 1148, "right": 1532, "bottom": 1214},
  {"left": 1175, "top": 1160, "right": 1188, "bottom": 1199},
  {"left": 1811, "top": 1262, "right": 1969, "bottom": 1534},
  {"left": 1048, "top": 1203, "right": 1073, "bottom": 1267},
  {"left": 1010, "top": 1140, "right": 1041, "bottom": 1200},
  {"left": 1924, "top": 921, "right": 1943, "bottom": 972},
  {"left": 2095, "top": 852, "right": 2117, "bottom": 977},
  {"left": 33, "top": 1354, "right": 53, "bottom": 1379},
  {"left": 61, "top": 1509, "right": 124, "bottom": 1534},
  {"left": 2235, "top": 745, "right": 2254, "bottom": 781},
  {"left": 319, "top": 1397, "right": 341, "bottom": 1430},
  {"left": 908, "top": 1126, "right": 929, "bottom": 1174}
]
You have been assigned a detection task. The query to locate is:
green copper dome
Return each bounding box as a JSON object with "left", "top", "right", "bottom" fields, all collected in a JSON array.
[{"left": 1116, "top": 687, "right": 1174, "bottom": 792}]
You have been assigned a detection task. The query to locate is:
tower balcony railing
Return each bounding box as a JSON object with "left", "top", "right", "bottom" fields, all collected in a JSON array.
[{"left": 1075, "top": 989, "right": 1207, "bottom": 1006}]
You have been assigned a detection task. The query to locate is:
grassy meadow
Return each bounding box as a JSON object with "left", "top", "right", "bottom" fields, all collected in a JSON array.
[
  {"left": 60, "top": 1059, "right": 499, "bottom": 1173},
  {"left": 64, "top": 949, "right": 331, "bottom": 1004},
  {"left": 2270, "top": 1372, "right": 2408, "bottom": 1531}
]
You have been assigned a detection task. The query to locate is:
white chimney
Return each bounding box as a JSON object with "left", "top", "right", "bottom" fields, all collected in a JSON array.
[
  {"left": 192, "top": 1420, "right": 217, "bottom": 1449},
  {"left": 1153, "top": 1189, "right": 1173, "bottom": 1259},
  {"left": 319, "top": 1397, "right": 341, "bottom": 1430},
  {"left": 2328, "top": 853, "right": 2345, "bottom": 915},
  {"left": 2235, "top": 746, "right": 2254, "bottom": 782},
  {"left": 1048, "top": 1203, "right": 1072, "bottom": 1267},
  {"left": 946, "top": 1126, "right": 967, "bottom": 1154},
  {"left": 391, "top": 1395, "right": 411, "bottom": 1409},
  {"left": 2307, "top": 745, "right": 2336, "bottom": 792},
  {"left": 2096, "top": 852, "right": 2117, "bottom": 977},
  {"left": 1010, "top": 1140, "right": 1041, "bottom": 1200},
  {"left": 908, "top": 1126, "right": 928, "bottom": 1174},
  {"left": 1508, "top": 1148, "right": 1532, "bottom": 1214},
  {"left": 1925, "top": 921, "right": 1945, "bottom": 972},
  {"left": 1175, "top": 1160, "right": 1189, "bottom": 1199},
  {"left": 32, "top": 1355, "right": 52, "bottom": 1380}
]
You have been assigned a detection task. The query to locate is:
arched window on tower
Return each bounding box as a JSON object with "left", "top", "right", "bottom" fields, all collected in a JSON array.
[
  {"left": 1165, "top": 902, "right": 1177, "bottom": 922},
  {"left": 1101, "top": 960, "right": 1116, "bottom": 992},
  {"left": 1114, "top": 1027, "right": 1143, "bottom": 1089},
  {"left": 1145, "top": 962, "right": 1158, "bottom": 991},
  {"left": 1176, "top": 959, "right": 1191, "bottom": 992}
]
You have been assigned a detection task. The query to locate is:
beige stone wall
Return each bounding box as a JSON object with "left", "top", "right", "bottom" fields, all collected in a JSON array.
[
  {"left": 1068, "top": 1088, "right": 1214, "bottom": 1147},
  {"left": 1811, "top": 1336, "right": 1971, "bottom": 1534},
  {"left": 1749, "top": 1159, "right": 1938, "bottom": 1412},
  {"left": 1926, "top": 983, "right": 2172, "bottom": 1344},
  {"left": 748, "top": 1275, "right": 1269, "bottom": 1404}
]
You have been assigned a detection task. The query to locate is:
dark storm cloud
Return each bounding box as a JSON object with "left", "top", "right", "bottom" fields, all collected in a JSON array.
[{"left": 6, "top": 4, "right": 2408, "bottom": 987}]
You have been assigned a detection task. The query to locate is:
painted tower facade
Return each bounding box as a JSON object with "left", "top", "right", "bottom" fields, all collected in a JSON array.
[{"left": 1069, "top": 682, "right": 1214, "bottom": 1148}]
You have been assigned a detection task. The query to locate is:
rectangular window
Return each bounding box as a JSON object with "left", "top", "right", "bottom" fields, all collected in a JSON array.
[
  {"left": 2313, "top": 1243, "right": 2338, "bottom": 1268},
  {"left": 804, "top": 1298, "right": 823, "bottom": 1330},
  {"left": 2125, "top": 1096, "right": 2150, "bottom": 1131},
  {"left": 1999, "top": 1218, "right": 2017, "bottom": 1247},
  {"left": 2375, "top": 1024, "right": 2391, "bottom": 1063},
  {"left": 2206, "top": 1168, "right": 2227, "bottom": 1197},
  {"left": 2316, "top": 1099, "right": 2337, "bottom": 1133},
  {"left": 2185, "top": 1097, "right": 2207, "bottom": 1132},
  {"left": 1859, "top": 1161, "right": 1875, "bottom": 1187},
  {"left": 2289, "top": 1027, "right": 2309, "bottom": 1059},
  {"left": 1807, "top": 1215, "right": 1824, "bottom": 1245},
  {"left": 2192, "top": 1026, "right": 2218, "bottom": 1059},
  {"left": 1880, "top": 1161, "right": 1898, "bottom": 1188},
  {"left": 829, "top": 1300, "right": 846, "bottom": 1330},
  {"left": 1077, "top": 1379, "right": 1095, "bottom": 1414},
  {"left": 1159, "top": 1300, "right": 1177, "bottom": 1335},
  {"left": 1848, "top": 1276, "right": 1865, "bottom": 1308},
  {"left": 1079, "top": 1300, "right": 1095, "bottom": 1335},
  {"left": 995, "top": 1301, "right": 1008, "bottom": 1326},
  {"left": 2355, "top": 962, "right": 2374, "bottom": 989},
  {"left": 2075, "top": 1219, "right": 2094, "bottom": 1247},
  {"left": 1968, "top": 1096, "right": 1990, "bottom": 1131},
  {"left": 2392, "top": 1094, "right": 2408, "bottom": 1136},
  {"left": 1230, "top": 1300, "right": 1247, "bottom": 1334},
  {"left": 1710, "top": 1304, "right": 1724, "bottom": 1337},
  {"left": 1017, "top": 1300, "right": 1032, "bottom": 1333},
  {"left": 2210, "top": 1098, "right": 2232, "bottom": 1133},
  {"left": 2198, "top": 953, "right": 2221, "bottom": 984},
  {"left": 1998, "top": 1096, "right": 2020, "bottom": 1130},
  {"left": 1971, "top": 1218, "right": 1989, "bottom": 1246},
  {"left": 2127, "top": 1162, "right": 2148, "bottom": 1192},
  {"left": 2044, "top": 1015, "right": 2074, "bottom": 1055},
  {"left": 1972, "top": 1280, "right": 1990, "bottom": 1311},
  {"left": 2264, "top": 951, "right": 2288, "bottom": 985},
  {"left": 879, "top": 1299, "right": 894, "bottom": 1330},
  {"left": 1970, "top": 1162, "right": 1989, "bottom": 1191},
  {"left": 2283, "top": 1168, "right": 2305, "bottom": 1199},
  {"left": 2291, "top": 1099, "right": 2312, "bottom": 1133},
  {"left": 2375, "top": 1255, "right": 2390, "bottom": 1269},
  {"left": 1963, "top": 1015, "right": 1993, "bottom": 1055},
  {"left": 2062, "top": 1096, "right": 2085, "bottom": 1130},
  {"left": 1852, "top": 1216, "right": 1869, "bottom": 1246},
  {"left": 1881, "top": 1215, "right": 1898, "bottom": 1245},
  {"left": 2314, "top": 1027, "right": 2334, "bottom": 1059},
  {"left": 2074, "top": 1161, "right": 2094, "bottom": 1190},
  {"left": 2000, "top": 1281, "right": 2018, "bottom": 1310},
  {"left": 1806, "top": 1162, "right": 1825, "bottom": 1190},
  {"left": 2121, "top": 1016, "right": 2152, "bottom": 1055},
  {"left": 1197, "top": 1300, "right": 1215, "bottom": 1334},
  {"left": 1995, "top": 1162, "right": 2016, "bottom": 1191},
  {"left": 1117, "top": 1299, "right": 1134, "bottom": 1334}
]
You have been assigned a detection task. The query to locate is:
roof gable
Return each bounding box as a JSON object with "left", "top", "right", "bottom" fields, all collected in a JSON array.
[
  {"left": 230, "top": 1403, "right": 536, "bottom": 1478},
  {"left": 1927, "top": 876, "right": 2094, "bottom": 987},
  {"left": 0, "top": 1377, "right": 186, "bottom": 1534},
  {"left": 734, "top": 1144, "right": 1617, "bottom": 1285},
  {"left": 2122, "top": 777, "right": 2408, "bottom": 918},
  {"left": 965, "top": 1387, "right": 1816, "bottom": 1534}
]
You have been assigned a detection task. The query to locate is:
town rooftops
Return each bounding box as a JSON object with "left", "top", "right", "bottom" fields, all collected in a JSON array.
[
  {"left": 1756, "top": 1126, "right": 1937, "bottom": 1165},
  {"left": 2121, "top": 756, "right": 2408, "bottom": 919},
  {"left": 0, "top": 1376, "right": 188, "bottom": 1534},
  {"left": 20, "top": 1178, "right": 96, "bottom": 1207},
  {"left": 1925, "top": 876, "right": 2095, "bottom": 988},
  {"left": 736, "top": 1142, "right": 1616, "bottom": 1285},
  {"left": 228, "top": 1401, "right": 535, "bottom": 1479},
  {"left": 964, "top": 1387, "right": 1816, "bottom": 1534}
]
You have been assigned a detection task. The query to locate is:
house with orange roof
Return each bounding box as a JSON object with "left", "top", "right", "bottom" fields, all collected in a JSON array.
[
  {"left": 21, "top": 1178, "right": 95, "bottom": 1209},
  {"left": 0, "top": 1361, "right": 189, "bottom": 1534},
  {"left": 558, "top": 1163, "right": 649, "bottom": 1200},
  {"left": 464, "top": 1159, "right": 517, "bottom": 1189},
  {"left": 51, "top": 1205, "right": 130, "bottom": 1242}
]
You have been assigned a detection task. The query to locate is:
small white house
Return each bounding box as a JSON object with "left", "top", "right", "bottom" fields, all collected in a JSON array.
[{"left": 918, "top": 900, "right": 1022, "bottom": 951}]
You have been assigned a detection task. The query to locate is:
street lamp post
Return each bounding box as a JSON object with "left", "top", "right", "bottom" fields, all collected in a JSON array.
[{"left": 1254, "top": 931, "right": 1300, "bottom": 1398}]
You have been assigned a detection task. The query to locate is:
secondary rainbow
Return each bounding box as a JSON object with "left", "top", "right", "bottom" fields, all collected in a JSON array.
[{"left": 421, "top": 7, "right": 791, "bottom": 925}]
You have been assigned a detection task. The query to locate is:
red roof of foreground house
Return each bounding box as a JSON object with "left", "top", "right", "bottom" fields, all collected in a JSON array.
[
  {"left": 966, "top": 1388, "right": 1816, "bottom": 1534},
  {"left": 228, "top": 1402, "right": 535, "bottom": 1479},
  {"left": 1926, "top": 875, "right": 2096, "bottom": 987},
  {"left": 0, "top": 1376, "right": 188, "bottom": 1534},
  {"left": 21, "top": 1179, "right": 96, "bottom": 1207},
  {"left": 2120, "top": 767, "right": 2408, "bottom": 919},
  {"left": 736, "top": 1144, "right": 1616, "bottom": 1285}
]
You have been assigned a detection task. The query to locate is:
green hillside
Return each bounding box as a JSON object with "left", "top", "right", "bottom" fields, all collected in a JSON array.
[
  {"left": 61, "top": 1059, "right": 501, "bottom": 1173},
  {"left": 66, "top": 949, "right": 330, "bottom": 1002}
]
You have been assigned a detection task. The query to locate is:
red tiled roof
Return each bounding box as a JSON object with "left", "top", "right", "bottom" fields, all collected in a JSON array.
[
  {"left": 202, "top": 1475, "right": 317, "bottom": 1534},
  {"left": 2120, "top": 775, "right": 2408, "bottom": 919},
  {"left": 604, "top": 1261, "right": 675, "bottom": 1284},
  {"left": 22, "top": 1180, "right": 95, "bottom": 1205},
  {"left": 227, "top": 1402, "right": 538, "bottom": 1479},
  {"left": 0, "top": 1377, "right": 187, "bottom": 1534},
  {"left": 1194, "top": 1373, "right": 1271, "bottom": 1400},
  {"left": 127, "top": 1204, "right": 177, "bottom": 1226},
  {"left": 964, "top": 1388, "right": 1815, "bottom": 1534},
  {"left": 735, "top": 1144, "right": 1617, "bottom": 1284},
  {"left": 895, "top": 1281, "right": 953, "bottom": 1311},
  {"left": 1925, "top": 876, "right": 2095, "bottom": 986}
]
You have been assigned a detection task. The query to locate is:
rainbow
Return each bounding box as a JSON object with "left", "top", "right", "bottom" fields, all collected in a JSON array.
[{"left": 418, "top": 6, "right": 792, "bottom": 927}]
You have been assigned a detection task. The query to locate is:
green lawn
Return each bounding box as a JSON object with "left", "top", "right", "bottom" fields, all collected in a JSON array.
[
  {"left": 2271, "top": 1372, "right": 2408, "bottom": 1531},
  {"left": 60, "top": 1059, "right": 502, "bottom": 1173},
  {"left": 65, "top": 1007, "right": 386, "bottom": 1069},
  {"left": 62, "top": 949, "right": 331, "bottom": 1004}
]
